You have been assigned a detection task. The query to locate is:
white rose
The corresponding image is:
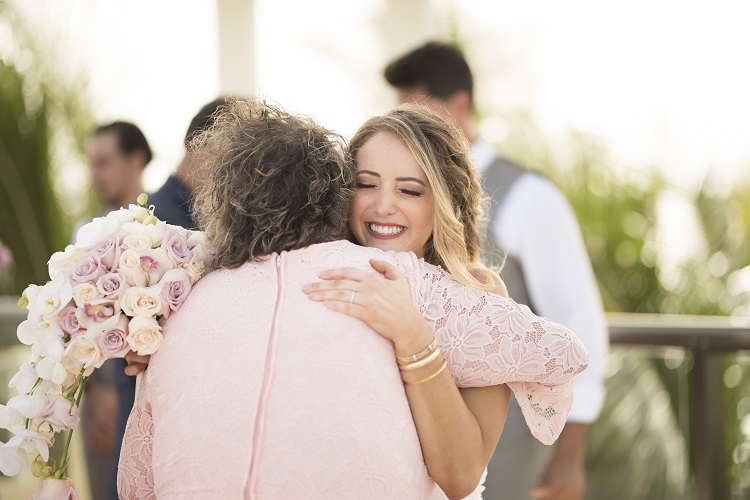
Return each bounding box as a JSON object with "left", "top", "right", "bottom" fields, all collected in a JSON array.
[
  {"left": 47, "top": 245, "right": 85, "bottom": 280},
  {"left": 65, "top": 337, "right": 104, "bottom": 371},
  {"left": 27, "top": 275, "right": 73, "bottom": 322},
  {"left": 75, "top": 215, "right": 123, "bottom": 249},
  {"left": 72, "top": 283, "right": 102, "bottom": 307},
  {"left": 120, "top": 287, "right": 163, "bottom": 318},
  {"left": 181, "top": 255, "right": 206, "bottom": 284},
  {"left": 126, "top": 316, "right": 163, "bottom": 355},
  {"left": 128, "top": 204, "right": 149, "bottom": 222},
  {"left": 118, "top": 249, "right": 142, "bottom": 286},
  {"left": 122, "top": 232, "right": 152, "bottom": 252}
]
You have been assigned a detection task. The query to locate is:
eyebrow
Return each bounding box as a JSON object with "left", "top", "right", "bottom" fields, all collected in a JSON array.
[{"left": 356, "top": 170, "right": 427, "bottom": 187}]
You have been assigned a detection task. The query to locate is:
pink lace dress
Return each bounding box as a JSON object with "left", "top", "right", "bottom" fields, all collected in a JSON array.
[{"left": 118, "top": 240, "right": 588, "bottom": 499}]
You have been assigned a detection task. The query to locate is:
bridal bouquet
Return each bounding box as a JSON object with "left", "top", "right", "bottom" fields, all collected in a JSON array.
[{"left": 0, "top": 194, "right": 207, "bottom": 498}]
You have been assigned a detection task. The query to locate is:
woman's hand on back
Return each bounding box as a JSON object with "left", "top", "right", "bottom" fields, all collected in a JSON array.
[
  {"left": 124, "top": 351, "right": 150, "bottom": 376},
  {"left": 303, "top": 259, "right": 434, "bottom": 354}
]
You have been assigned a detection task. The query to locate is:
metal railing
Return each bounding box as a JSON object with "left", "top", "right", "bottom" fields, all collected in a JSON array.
[
  {"left": 1, "top": 298, "right": 748, "bottom": 498},
  {"left": 608, "top": 312, "right": 750, "bottom": 500}
]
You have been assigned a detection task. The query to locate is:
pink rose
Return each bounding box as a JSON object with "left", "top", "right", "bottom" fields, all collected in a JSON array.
[
  {"left": 68, "top": 253, "right": 106, "bottom": 285},
  {"left": 32, "top": 477, "right": 79, "bottom": 500},
  {"left": 91, "top": 234, "right": 121, "bottom": 271},
  {"left": 96, "top": 272, "right": 127, "bottom": 299},
  {"left": 58, "top": 306, "right": 86, "bottom": 338},
  {"left": 40, "top": 396, "right": 80, "bottom": 431},
  {"left": 161, "top": 230, "right": 191, "bottom": 265},
  {"left": 96, "top": 314, "right": 130, "bottom": 359},
  {"left": 159, "top": 268, "right": 192, "bottom": 319}
]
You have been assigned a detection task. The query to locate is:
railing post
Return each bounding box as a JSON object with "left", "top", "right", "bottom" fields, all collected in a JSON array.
[{"left": 691, "top": 339, "right": 726, "bottom": 500}]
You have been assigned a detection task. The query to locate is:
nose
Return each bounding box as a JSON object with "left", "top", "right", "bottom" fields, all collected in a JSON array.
[{"left": 373, "top": 189, "right": 397, "bottom": 217}]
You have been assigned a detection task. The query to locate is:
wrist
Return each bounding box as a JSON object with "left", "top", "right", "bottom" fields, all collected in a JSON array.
[{"left": 392, "top": 319, "right": 434, "bottom": 358}]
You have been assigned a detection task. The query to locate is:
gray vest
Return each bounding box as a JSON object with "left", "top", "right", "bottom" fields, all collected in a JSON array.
[{"left": 480, "top": 156, "right": 536, "bottom": 312}]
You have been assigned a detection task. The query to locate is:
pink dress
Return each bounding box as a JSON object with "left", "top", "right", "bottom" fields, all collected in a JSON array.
[{"left": 118, "top": 241, "right": 588, "bottom": 499}]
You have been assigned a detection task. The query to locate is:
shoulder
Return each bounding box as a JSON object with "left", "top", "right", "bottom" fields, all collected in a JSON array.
[{"left": 500, "top": 171, "right": 572, "bottom": 221}]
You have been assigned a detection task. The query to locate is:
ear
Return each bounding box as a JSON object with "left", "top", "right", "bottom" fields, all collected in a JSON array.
[
  {"left": 446, "top": 90, "right": 472, "bottom": 120},
  {"left": 128, "top": 150, "right": 148, "bottom": 172}
]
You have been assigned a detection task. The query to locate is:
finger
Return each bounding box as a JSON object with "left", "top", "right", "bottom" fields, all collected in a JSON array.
[
  {"left": 126, "top": 353, "right": 150, "bottom": 365},
  {"left": 322, "top": 299, "right": 369, "bottom": 320},
  {"left": 528, "top": 487, "right": 551, "bottom": 499},
  {"left": 303, "top": 279, "right": 361, "bottom": 294},
  {"left": 369, "top": 259, "right": 404, "bottom": 281},
  {"left": 124, "top": 363, "right": 147, "bottom": 376},
  {"left": 318, "top": 267, "right": 376, "bottom": 281},
  {"left": 307, "top": 289, "right": 362, "bottom": 304}
]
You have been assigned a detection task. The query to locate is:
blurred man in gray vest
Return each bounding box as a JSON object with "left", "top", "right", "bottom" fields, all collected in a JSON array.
[{"left": 384, "top": 42, "right": 608, "bottom": 500}]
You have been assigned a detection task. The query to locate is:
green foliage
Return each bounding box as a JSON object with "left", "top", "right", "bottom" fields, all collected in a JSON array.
[{"left": 0, "top": 1, "right": 96, "bottom": 295}]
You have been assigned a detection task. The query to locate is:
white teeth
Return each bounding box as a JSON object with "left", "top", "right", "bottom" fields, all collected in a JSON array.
[{"left": 368, "top": 223, "right": 405, "bottom": 236}]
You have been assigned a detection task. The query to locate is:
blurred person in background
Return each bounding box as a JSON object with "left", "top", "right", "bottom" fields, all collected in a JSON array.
[
  {"left": 83, "top": 120, "right": 152, "bottom": 500},
  {"left": 147, "top": 97, "right": 230, "bottom": 230},
  {"left": 384, "top": 42, "right": 608, "bottom": 500}
]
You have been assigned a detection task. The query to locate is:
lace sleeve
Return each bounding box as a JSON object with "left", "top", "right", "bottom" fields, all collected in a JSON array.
[
  {"left": 117, "top": 375, "right": 155, "bottom": 500},
  {"left": 414, "top": 263, "right": 590, "bottom": 445}
]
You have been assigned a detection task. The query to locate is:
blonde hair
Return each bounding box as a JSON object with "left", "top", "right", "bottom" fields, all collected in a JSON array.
[{"left": 349, "top": 104, "right": 493, "bottom": 291}]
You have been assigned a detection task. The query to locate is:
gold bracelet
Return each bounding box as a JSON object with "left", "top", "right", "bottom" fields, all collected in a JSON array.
[
  {"left": 396, "top": 337, "right": 438, "bottom": 364},
  {"left": 398, "top": 347, "right": 442, "bottom": 371},
  {"left": 403, "top": 360, "right": 448, "bottom": 385}
]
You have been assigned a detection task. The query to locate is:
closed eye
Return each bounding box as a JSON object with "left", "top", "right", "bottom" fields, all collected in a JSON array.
[
  {"left": 356, "top": 182, "right": 377, "bottom": 189},
  {"left": 400, "top": 189, "right": 423, "bottom": 197}
]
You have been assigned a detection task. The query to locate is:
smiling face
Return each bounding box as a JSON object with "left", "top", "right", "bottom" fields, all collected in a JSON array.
[{"left": 349, "top": 131, "right": 434, "bottom": 258}]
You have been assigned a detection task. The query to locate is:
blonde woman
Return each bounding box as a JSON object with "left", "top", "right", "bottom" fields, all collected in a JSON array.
[{"left": 305, "top": 104, "right": 576, "bottom": 499}]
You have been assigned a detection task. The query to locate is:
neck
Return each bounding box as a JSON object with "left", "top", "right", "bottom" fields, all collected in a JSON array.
[
  {"left": 116, "top": 183, "right": 145, "bottom": 209},
  {"left": 463, "top": 120, "right": 479, "bottom": 145}
]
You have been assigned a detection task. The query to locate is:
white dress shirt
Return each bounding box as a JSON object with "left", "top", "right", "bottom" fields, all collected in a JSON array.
[{"left": 472, "top": 138, "right": 608, "bottom": 423}]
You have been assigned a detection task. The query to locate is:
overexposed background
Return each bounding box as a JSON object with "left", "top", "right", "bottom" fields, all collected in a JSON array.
[{"left": 8, "top": 0, "right": 750, "bottom": 193}]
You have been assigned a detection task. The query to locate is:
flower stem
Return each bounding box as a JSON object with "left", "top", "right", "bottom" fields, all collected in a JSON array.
[{"left": 55, "top": 376, "right": 87, "bottom": 479}]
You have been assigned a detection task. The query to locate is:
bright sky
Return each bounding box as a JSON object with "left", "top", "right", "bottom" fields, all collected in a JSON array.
[{"left": 7, "top": 0, "right": 750, "bottom": 194}]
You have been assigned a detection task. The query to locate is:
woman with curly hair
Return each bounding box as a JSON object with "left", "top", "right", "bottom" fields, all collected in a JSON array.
[{"left": 118, "top": 99, "right": 588, "bottom": 499}]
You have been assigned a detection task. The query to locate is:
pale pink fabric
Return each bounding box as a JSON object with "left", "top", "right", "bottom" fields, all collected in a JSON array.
[{"left": 118, "top": 240, "right": 588, "bottom": 499}]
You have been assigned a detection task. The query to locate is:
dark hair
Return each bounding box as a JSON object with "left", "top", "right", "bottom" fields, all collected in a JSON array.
[
  {"left": 192, "top": 98, "right": 353, "bottom": 269},
  {"left": 94, "top": 121, "right": 153, "bottom": 165},
  {"left": 184, "top": 97, "right": 231, "bottom": 147},
  {"left": 384, "top": 41, "right": 473, "bottom": 101}
]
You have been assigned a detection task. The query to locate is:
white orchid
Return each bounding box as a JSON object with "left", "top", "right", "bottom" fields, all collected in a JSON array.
[
  {"left": 9, "top": 363, "right": 40, "bottom": 394},
  {"left": 6, "top": 395, "right": 48, "bottom": 419},
  {"left": 74, "top": 215, "right": 123, "bottom": 250},
  {"left": 47, "top": 246, "right": 84, "bottom": 281},
  {"left": 27, "top": 275, "right": 73, "bottom": 322},
  {"left": 36, "top": 357, "right": 68, "bottom": 385},
  {"left": 17, "top": 320, "right": 65, "bottom": 360},
  {"left": 0, "top": 440, "right": 30, "bottom": 476},
  {"left": 0, "top": 404, "right": 25, "bottom": 432},
  {"left": 9, "top": 429, "right": 51, "bottom": 462}
]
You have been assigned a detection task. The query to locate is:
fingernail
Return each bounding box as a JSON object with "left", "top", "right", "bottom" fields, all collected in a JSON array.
[
  {"left": 318, "top": 271, "right": 329, "bottom": 278},
  {"left": 302, "top": 284, "right": 311, "bottom": 292}
]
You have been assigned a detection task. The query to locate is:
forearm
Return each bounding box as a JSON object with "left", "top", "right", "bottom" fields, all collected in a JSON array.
[
  {"left": 394, "top": 327, "right": 490, "bottom": 498},
  {"left": 553, "top": 422, "right": 588, "bottom": 461}
]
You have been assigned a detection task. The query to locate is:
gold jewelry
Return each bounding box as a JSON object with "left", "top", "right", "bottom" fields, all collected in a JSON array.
[
  {"left": 398, "top": 347, "right": 442, "bottom": 371},
  {"left": 396, "top": 337, "right": 438, "bottom": 364},
  {"left": 349, "top": 290, "right": 356, "bottom": 304},
  {"left": 404, "top": 361, "right": 448, "bottom": 385}
]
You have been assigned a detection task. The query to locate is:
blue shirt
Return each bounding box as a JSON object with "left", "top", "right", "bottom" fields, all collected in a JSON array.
[{"left": 148, "top": 175, "right": 197, "bottom": 230}]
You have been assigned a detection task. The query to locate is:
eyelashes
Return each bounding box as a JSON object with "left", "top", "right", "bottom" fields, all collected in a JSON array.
[{"left": 355, "top": 183, "right": 423, "bottom": 198}]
